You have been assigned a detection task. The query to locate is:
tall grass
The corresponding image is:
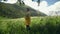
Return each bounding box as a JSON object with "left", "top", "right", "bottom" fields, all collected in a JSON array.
[{"left": 0, "top": 16, "right": 60, "bottom": 34}]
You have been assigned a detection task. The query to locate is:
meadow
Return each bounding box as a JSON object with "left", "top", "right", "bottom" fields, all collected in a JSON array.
[{"left": 0, "top": 16, "right": 60, "bottom": 34}]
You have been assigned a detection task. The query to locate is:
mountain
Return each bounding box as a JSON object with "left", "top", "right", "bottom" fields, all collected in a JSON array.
[
  {"left": 49, "top": 11, "right": 60, "bottom": 16},
  {"left": 0, "top": 2, "right": 46, "bottom": 18}
]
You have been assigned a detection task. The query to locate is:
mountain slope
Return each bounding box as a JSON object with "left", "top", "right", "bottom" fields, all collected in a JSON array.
[{"left": 0, "top": 2, "right": 46, "bottom": 18}]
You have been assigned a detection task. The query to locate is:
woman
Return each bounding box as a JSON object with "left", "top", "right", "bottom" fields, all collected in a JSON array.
[{"left": 25, "top": 8, "right": 31, "bottom": 30}]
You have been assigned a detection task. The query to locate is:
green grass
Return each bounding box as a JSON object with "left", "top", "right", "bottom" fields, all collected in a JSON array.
[{"left": 0, "top": 16, "right": 60, "bottom": 34}]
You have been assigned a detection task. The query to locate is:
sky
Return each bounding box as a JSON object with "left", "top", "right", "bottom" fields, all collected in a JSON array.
[
  {"left": 24, "top": 0, "right": 60, "bottom": 15},
  {"left": 1, "top": 0, "right": 60, "bottom": 16},
  {"left": 1, "top": 0, "right": 17, "bottom": 4}
]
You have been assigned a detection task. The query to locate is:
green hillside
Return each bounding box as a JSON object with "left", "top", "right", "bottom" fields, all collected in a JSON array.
[{"left": 0, "top": 2, "right": 46, "bottom": 18}]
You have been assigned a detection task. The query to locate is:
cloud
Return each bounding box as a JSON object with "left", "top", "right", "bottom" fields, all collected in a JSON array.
[
  {"left": 24, "top": 0, "right": 48, "bottom": 15},
  {"left": 38, "top": 1, "right": 48, "bottom": 15},
  {"left": 1, "top": 0, "right": 17, "bottom": 4},
  {"left": 24, "top": 0, "right": 38, "bottom": 9},
  {"left": 48, "top": 1, "right": 60, "bottom": 11},
  {"left": 48, "top": 1, "right": 60, "bottom": 16},
  {"left": 24, "top": 0, "right": 60, "bottom": 16}
]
